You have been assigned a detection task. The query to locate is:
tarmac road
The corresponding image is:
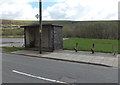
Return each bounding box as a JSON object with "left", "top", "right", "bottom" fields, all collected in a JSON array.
[
  {"left": 1, "top": 38, "right": 68, "bottom": 47},
  {"left": 2, "top": 53, "right": 118, "bottom": 84},
  {"left": 1, "top": 38, "right": 24, "bottom": 47}
]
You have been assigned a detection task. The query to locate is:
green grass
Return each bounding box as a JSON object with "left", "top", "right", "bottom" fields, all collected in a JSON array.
[
  {"left": 63, "top": 38, "right": 118, "bottom": 53},
  {"left": 2, "top": 47, "right": 27, "bottom": 52}
]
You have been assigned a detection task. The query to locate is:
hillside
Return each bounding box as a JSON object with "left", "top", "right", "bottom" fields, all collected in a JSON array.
[{"left": 1, "top": 19, "right": 118, "bottom": 40}]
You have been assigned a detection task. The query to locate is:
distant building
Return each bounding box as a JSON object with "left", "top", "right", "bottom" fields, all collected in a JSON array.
[{"left": 21, "top": 24, "right": 63, "bottom": 52}]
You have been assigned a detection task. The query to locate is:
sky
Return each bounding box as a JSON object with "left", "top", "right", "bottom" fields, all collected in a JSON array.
[{"left": 0, "top": 0, "right": 120, "bottom": 21}]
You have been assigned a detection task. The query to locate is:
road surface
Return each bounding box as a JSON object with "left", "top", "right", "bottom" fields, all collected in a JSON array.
[
  {"left": 1, "top": 38, "right": 24, "bottom": 47},
  {"left": 1, "top": 38, "right": 68, "bottom": 47},
  {"left": 2, "top": 53, "right": 118, "bottom": 83}
]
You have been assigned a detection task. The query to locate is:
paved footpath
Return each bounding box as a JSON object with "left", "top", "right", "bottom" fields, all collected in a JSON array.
[{"left": 11, "top": 50, "right": 118, "bottom": 68}]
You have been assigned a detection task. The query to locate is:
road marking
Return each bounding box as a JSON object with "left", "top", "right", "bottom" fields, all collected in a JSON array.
[{"left": 12, "top": 70, "right": 67, "bottom": 84}]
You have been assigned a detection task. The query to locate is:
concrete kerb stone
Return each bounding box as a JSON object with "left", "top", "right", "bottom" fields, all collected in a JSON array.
[
  {"left": 10, "top": 52, "right": 112, "bottom": 68},
  {"left": 10, "top": 50, "right": 117, "bottom": 68}
]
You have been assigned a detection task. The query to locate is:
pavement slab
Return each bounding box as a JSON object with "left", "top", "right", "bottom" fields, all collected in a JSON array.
[
  {"left": 112, "top": 58, "right": 118, "bottom": 67},
  {"left": 90, "top": 56, "right": 104, "bottom": 64},
  {"left": 77, "top": 55, "right": 94, "bottom": 63},
  {"left": 71, "top": 55, "right": 85, "bottom": 61},
  {"left": 100, "top": 57, "right": 116, "bottom": 66}
]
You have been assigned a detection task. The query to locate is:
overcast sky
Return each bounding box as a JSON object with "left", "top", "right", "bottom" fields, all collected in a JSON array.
[{"left": 0, "top": 0, "right": 119, "bottom": 21}]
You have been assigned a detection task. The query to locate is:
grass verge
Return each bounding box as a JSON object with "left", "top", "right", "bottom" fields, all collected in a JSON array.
[
  {"left": 2, "top": 47, "right": 27, "bottom": 52},
  {"left": 63, "top": 38, "right": 118, "bottom": 53}
]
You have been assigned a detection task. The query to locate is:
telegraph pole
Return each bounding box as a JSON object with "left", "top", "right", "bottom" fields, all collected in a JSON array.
[{"left": 39, "top": 0, "right": 42, "bottom": 54}]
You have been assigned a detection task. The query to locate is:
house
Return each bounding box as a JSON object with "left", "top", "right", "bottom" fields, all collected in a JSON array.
[{"left": 21, "top": 24, "right": 63, "bottom": 52}]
